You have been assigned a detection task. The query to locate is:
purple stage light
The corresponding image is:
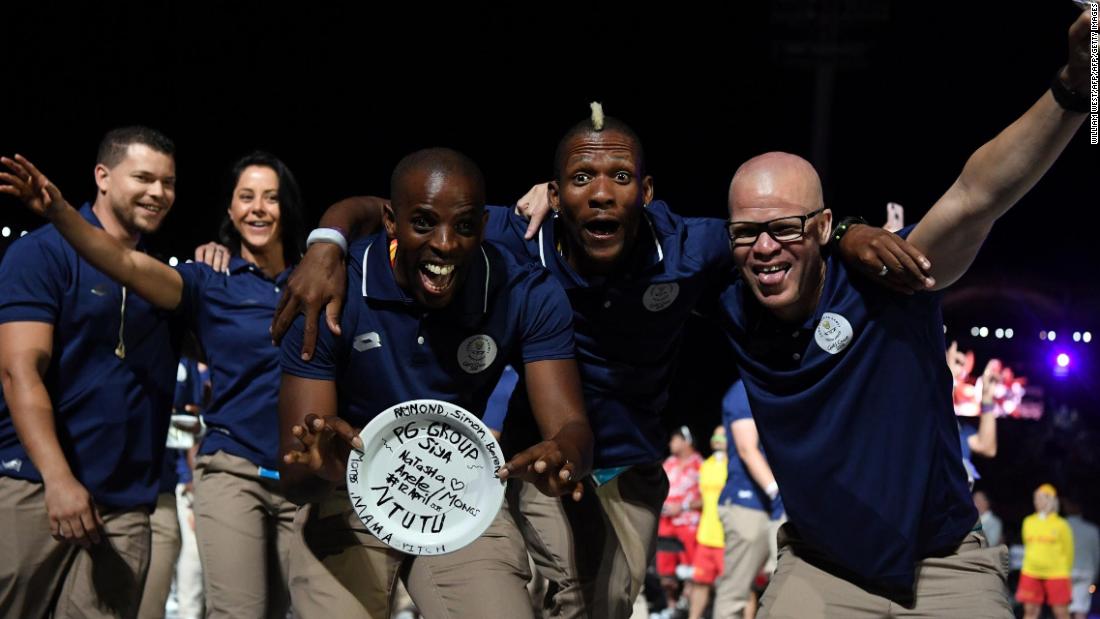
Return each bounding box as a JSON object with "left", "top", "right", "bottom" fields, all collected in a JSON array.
[{"left": 1056, "top": 353, "right": 1070, "bottom": 368}]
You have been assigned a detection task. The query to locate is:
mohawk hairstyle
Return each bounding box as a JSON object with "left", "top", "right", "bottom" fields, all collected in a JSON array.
[{"left": 553, "top": 102, "right": 645, "bottom": 179}]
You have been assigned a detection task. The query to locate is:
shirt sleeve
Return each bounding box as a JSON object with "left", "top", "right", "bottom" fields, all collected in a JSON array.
[
  {"left": 484, "top": 205, "right": 535, "bottom": 261},
  {"left": 0, "top": 235, "right": 67, "bottom": 324},
  {"left": 722, "top": 380, "right": 752, "bottom": 425},
  {"left": 279, "top": 307, "right": 343, "bottom": 381},
  {"left": 685, "top": 216, "right": 734, "bottom": 275},
  {"left": 517, "top": 268, "right": 575, "bottom": 364},
  {"left": 1064, "top": 520, "right": 1076, "bottom": 575},
  {"left": 173, "top": 262, "right": 217, "bottom": 329}
]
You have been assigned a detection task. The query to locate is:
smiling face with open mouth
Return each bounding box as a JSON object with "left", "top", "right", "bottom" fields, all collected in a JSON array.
[
  {"left": 228, "top": 165, "right": 283, "bottom": 256},
  {"left": 99, "top": 143, "right": 177, "bottom": 236},
  {"left": 385, "top": 164, "right": 486, "bottom": 310},
  {"left": 727, "top": 153, "right": 832, "bottom": 324},
  {"left": 550, "top": 129, "right": 653, "bottom": 278}
]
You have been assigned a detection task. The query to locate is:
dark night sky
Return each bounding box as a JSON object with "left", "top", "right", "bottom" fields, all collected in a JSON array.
[{"left": 2, "top": 2, "right": 1098, "bottom": 530}]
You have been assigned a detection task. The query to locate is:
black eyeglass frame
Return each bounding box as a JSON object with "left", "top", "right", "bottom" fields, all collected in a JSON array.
[{"left": 725, "top": 208, "right": 826, "bottom": 246}]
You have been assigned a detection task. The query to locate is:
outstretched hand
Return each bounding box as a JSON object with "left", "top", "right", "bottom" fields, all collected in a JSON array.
[
  {"left": 0, "top": 154, "right": 69, "bottom": 219},
  {"left": 515, "top": 182, "right": 552, "bottom": 240},
  {"left": 837, "top": 224, "right": 935, "bottom": 294},
  {"left": 271, "top": 243, "right": 347, "bottom": 359},
  {"left": 498, "top": 438, "right": 585, "bottom": 502},
  {"left": 283, "top": 414, "right": 363, "bottom": 483}
]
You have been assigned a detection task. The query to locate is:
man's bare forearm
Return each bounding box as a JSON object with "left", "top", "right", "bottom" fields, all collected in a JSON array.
[
  {"left": 318, "top": 196, "right": 387, "bottom": 241},
  {"left": 954, "top": 91, "right": 1085, "bottom": 223},
  {"left": 2, "top": 361, "right": 74, "bottom": 484}
]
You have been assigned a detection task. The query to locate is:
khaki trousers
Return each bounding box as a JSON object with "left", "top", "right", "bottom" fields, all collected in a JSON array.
[
  {"left": 757, "top": 523, "right": 1012, "bottom": 619},
  {"left": 288, "top": 486, "right": 534, "bottom": 619},
  {"left": 506, "top": 463, "right": 669, "bottom": 619},
  {"left": 192, "top": 451, "right": 297, "bottom": 619},
  {"left": 0, "top": 476, "right": 152, "bottom": 619}
]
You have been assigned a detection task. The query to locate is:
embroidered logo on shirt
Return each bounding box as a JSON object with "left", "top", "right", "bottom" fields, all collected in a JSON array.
[
  {"left": 738, "top": 489, "right": 754, "bottom": 499},
  {"left": 457, "top": 334, "right": 497, "bottom": 374},
  {"left": 90, "top": 284, "right": 109, "bottom": 296},
  {"left": 642, "top": 283, "right": 679, "bottom": 312},
  {"left": 814, "top": 312, "right": 853, "bottom": 355},
  {"left": 353, "top": 332, "right": 382, "bottom": 352},
  {"left": 1, "top": 458, "right": 22, "bottom": 472}
]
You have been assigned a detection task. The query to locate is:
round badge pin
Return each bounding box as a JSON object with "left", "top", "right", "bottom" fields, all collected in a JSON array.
[{"left": 345, "top": 399, "right": 506, "bottom": 555}]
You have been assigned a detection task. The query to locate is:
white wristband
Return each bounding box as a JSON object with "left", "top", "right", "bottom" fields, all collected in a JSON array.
[
  {"left": 765, "top": 481, "right": 779, "bottom": 500},
  {"left": 306, "top": 228, "right": 348, "bottom": 255}
]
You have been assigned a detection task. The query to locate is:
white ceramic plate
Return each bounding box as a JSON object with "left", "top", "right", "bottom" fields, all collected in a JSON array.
[{"left": 346, "top": 399, "right": 506, "bottom": 555}]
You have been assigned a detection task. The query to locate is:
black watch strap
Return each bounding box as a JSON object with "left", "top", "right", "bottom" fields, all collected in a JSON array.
[
  {"left": 832, "top": 216, "right": 869, "bottom": 244},
  {"left": 1050, "top": 70, "right": 1088, "bottom": 114}
]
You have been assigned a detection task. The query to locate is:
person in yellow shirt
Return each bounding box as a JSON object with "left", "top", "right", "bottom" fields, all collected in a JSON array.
[
  {"left": 1017, "top": 483, "right": 1074, "bottom": 619},
  {"left": 688, "top": 427, "right": 728, "bottom": 619}
]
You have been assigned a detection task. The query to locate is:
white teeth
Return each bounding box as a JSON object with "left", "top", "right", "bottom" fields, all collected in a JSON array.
[
  {"left": 760, "top": 264, "right": 787, "bottom": 273},
  {"left": 424, "top": 263, "right": 454, "bottom": 276}
]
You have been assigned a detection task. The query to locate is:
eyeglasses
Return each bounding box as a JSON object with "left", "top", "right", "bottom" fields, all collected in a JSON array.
[{"left": 726, "top": 208, "right": 825, "bottom": 246}]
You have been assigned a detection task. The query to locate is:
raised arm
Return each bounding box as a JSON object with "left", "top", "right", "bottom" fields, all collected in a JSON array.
[
  {"left": 968, "top": 360, "right": 1001, "bottom": 458},
  {"left": 500, "top": 359, "right": 593, "bottom": 501},
  {"left": 0, "top": 155, "right": 183, "bottom": 309},
  {"left": 0, "top": 322, "right": 104, "bottom": 547},
  {"left": 907, "top": 11, "right": 1090, "bottom": 289},
  {"left": 269, "top": 195, "right": 387, "bottom": 357}
]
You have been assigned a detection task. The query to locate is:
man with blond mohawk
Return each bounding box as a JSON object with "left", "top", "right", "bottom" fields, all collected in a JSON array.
[
  {"left": 269, "top": 102, "right": 928, "bottom": 618},
  {"left": 715, "top": 10, "right": 1091, "bottom": 616}
]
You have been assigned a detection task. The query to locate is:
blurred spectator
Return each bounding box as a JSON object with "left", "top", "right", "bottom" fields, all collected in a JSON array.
[
  {"left": 1018, "top": 484, "right": 1074, "bottom": 619},
  {"left": 1064, "top": 495, "right": 1098, "bottom": 619},
  {"left": 974, "top": 490, "right": 1004, "bottom": 547},
  {"left": 658, "top": 427, "right": 703, "bottom": 616},
  {"left": 688, "top": 426, "right": 728, "bottom": 619}
]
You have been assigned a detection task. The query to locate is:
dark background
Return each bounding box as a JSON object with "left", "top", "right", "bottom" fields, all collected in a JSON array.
[{"left": 2, "top": 1, "right": 1097, "bottom": 538}]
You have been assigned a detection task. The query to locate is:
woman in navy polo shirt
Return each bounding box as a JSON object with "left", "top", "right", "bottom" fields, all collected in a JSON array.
[{"left": 3, "top": 152, "right": 306, "bottom": 618}]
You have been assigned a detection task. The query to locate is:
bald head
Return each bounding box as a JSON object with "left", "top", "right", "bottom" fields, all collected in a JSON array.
[
  {"left": 728, "top": 152, "right": 823, "bottom": 218},
  {"left": 391, "top": 147, "right": 486, "bottom": 210}
]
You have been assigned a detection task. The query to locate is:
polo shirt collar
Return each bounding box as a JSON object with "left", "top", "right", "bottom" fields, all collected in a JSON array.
[
  {"left": 226, "top": 255, "right": 292, "bottom": 285},
  {"left": 359, "top": 231, "right": 493, "bottom": 315},
  {"left": 537, "top": 205, "right": 665, "bottom": 288}
]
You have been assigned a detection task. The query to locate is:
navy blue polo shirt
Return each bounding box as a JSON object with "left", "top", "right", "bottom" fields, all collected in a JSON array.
[
  {"left": 718, "top": 380, "right": 783, "bottom": 519},
  {"left": 715, "top": 226, "right": 976, "bottom": 592},
  {"left": 484, "top": 202, "right": 731, "bottom": 468},
  {"left": 0, "top": 204, "right": 181, "bottom": 509},
  {"left": 175, "top": 257, "right": 290, "bottom": 470},
  {"left": 280, "top": 232, "right": 575, "bottom": 427},
  {"left": 483, "top": 365, "right": 519, "bottom": 432}
]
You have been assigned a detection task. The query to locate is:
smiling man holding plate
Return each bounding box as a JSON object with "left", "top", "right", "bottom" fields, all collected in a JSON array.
[{"left": 277, "top": 147, "right": 592, "bottom": 619}]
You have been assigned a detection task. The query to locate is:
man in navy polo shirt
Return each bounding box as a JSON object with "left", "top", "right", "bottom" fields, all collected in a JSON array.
[
  {"left": 0, "top": 127, "right": 181, "bottom": 618},
  {"left": 718, "top": 13, "right": 1091, "bottom": 614},
  {"left": 715, "top": 379, "right": 785, "bottom": 619},
  {"left": 277, "top": 148, "right": 592, "bottom": 619}
]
